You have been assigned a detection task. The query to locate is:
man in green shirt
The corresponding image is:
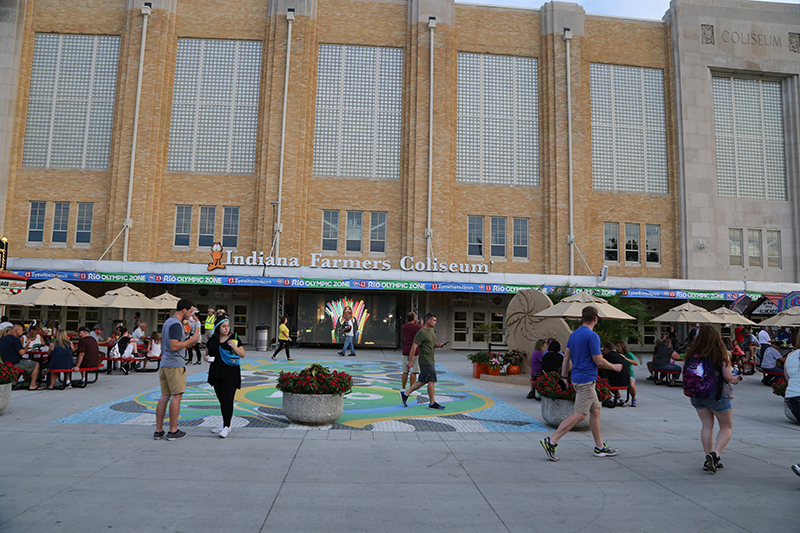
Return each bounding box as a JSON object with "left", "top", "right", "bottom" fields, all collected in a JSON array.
[{"left": 400, "top": 313, "right": 447, "bottom": 410}]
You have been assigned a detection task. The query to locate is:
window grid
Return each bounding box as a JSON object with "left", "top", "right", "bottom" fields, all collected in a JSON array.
[
  {"left": 52, "top": 202, "right": 70, "bottom": 243},
  {"left": 513, "top": 218, "right": 528, "bottom": 259},
  {"left": 369, "top": 211, "right": 387, "bottom": 253},
  {"left": 468, "top": 216, "right": 484, "bottom": 257},
  {"left": 645, "top": 224, "right": 660, "bottom": 264},
  {"left": 198, "top": 206, "right": 216, "bottom": 248},
  {"left": 222, "top": 207, "right": 239, "bottom": 248},
  {"left": 747, "top": 229, "right": 762, "bottom": 268},
  {"left": 23, "top": 34, "right": 120, "bottom": 169},
  {"left": 729, "top": 228, "right": 743, "bottom": 267},
  {"left": 28, "top": 201, "right": 46, "bottom": 243},
  {"left": 625, "top": 223, "right": 640, "bottom": 263},
  {"left": 174, "top": 205, "right": 192, "bottom": 247},
  {"left": 346, "top": 211, "right": 363, "bottom": 253},
  {"left": 490, "top": 217, "right": 506, "bottom": 257},
  {"left": 604, "top": 222, "right": 619, "bottom": 262},
  {"left": 322, "top": 210, "right": 339, "bottom": 252},
  {"left": 75, "top": 202, "right": 93, "bottom": 244},
  {"left": 767, "top": 230, "right": 781, "bottom": 269}
]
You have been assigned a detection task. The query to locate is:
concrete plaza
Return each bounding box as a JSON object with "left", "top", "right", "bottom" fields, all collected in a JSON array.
[{"left": 1, "top": 347, "right": 799, "bottom": 532}]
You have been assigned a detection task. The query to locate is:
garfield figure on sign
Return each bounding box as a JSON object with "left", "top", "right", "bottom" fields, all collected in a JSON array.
[{"left": 208, "top": 242, "right": 225, "bottom": 271}]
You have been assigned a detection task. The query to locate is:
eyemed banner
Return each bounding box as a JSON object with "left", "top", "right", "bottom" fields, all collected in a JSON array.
[{"left": 10, "top": 269, "right": 761, "bottom": 301}]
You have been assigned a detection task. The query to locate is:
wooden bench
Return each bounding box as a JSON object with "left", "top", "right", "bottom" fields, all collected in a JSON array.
[{"left": 49, "top": 365, "right": 103, "bottom": 386}]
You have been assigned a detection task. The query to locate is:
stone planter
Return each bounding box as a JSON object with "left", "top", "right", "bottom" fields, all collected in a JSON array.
[
  {"left": 282, "top": 392, "right": 344, "bottom": 425},
  {"left": 784, "top": 398, "right": 798, "bottom": 424},
  {"left": 0, "top": 383, "right": 11, "bottom": 414},
  {"left": 540, "top": 397, "right": 589, "bottom": 431}
]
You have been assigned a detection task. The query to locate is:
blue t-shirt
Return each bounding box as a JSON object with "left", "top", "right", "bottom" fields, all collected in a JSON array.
[
  {"left": 566, "top": 325, "right": 601, "bottom": 384},
  {"left": 161, "top": 316, "right": 186, "bottom": 368}
]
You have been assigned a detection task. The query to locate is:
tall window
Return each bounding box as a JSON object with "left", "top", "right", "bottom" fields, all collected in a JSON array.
[
  {"left": 645, "top": 224, "right": 660, "bottom": 264},
  {"left": 767, "top": 230, "right": 781, "bottom": 269},
  {"left": 322, "top": 210, "right": 339, "bottom": 252},
  {"left": 222, "top": 207, "right": 239, "bottom": 248},
  {"left": 198, "top": 206, "right": 216, "bottom": 247},
  {"left": 747, "top": 229, "right": 762, "bottom": 268},
  {"left": 23, "top": 34, "right": 120, "bottom": 169},
  {"left": 174, "top": 205, "right": 192, "bottom": 247},
  {"left": 313, "top": 44, "right": 402, "bottom": 180},
  {"left": 513, "top": 218, "right": 529, "bottom": 259},
  {"left": 624, "top": 223, "right": 640, "bottom": 263},
  {"left": 729, "top": 228, "right": 743, "bottom": 267},
  {"left": 468, "top": 216, "right": 484, "bottom": 257},
  {"left": 490, "top": 217, "right": 506, "bottom": 257},
  {"left": 713, "top": 76, "right": 786, "bottom": 200},
  {"left": 28, "top": 202, "right": 46, "bottom": 243},
  {"left": 369, "top": 212, "right": 387, "bottom": 253},
  {"left": 590, "top": 64, "right": 668, "bottom": 194},
  {"left": 457, "top": 53, "right": 539, "bottom": 186},
  {"left": 52, "top": 202, "right": 70, "bottom": 243},
  {"left": 604, "top": 222, "right": 619, "bottom": 262},
  {"left": 75, "top": 202, "right": 93, "bottom": 244},
  {"left": 168, "top": 39, "right": 262, "bottom": 173},
  {"left": 346, "top": 211, "right": 362, "bottom": 252}
]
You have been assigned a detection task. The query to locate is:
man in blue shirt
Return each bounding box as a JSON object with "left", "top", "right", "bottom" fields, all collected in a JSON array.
[{"left": 541, "top": 306, "right": 623, "bottom": 461}]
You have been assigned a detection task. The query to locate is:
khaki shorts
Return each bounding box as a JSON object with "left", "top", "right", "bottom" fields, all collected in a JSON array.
[
  {"left": 573, "top": 381, "right": 601, "bottom": 416},
  {"left": 402, "top": 355, "right": 420, "bottom": 373},
  {"left": 16, "top": 359, "right": 37, "bottom": 374},
  {"left": 159, "top": 366, "right": 186, "bottom": 396}
]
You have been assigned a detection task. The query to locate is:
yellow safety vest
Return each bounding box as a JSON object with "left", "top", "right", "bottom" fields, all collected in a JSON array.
[{"left": 204, "top": 315, "right": 215, "bottom": 331}]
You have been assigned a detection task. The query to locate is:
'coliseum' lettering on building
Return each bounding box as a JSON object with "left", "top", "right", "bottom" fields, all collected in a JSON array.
[
  {"left": 720, "top": 30, "right": 782, "bottom": 47},
  {"left": 399, "top": 256, "right": 488, "bottom": 274}
]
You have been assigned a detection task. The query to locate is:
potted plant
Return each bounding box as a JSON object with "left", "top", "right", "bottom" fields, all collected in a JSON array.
[
  {"left": 0, "top": 361, "right": 18, "bottom": 413},
  {"left": 534, "top": 372, "right": 613, "bottom": 431},
  {"left": 487, "top": 355, "right": 503, "bottom": 376},
  {"left": 466, "top": 351, "right": 491, "bottom": 378},
  {"left": 500, "top": 350, "right": 525, "bottom": 375},
  {"left": 276, "top": 363, "right": 353, "bottom": 425},
  {"left": 771, "top": 379, "right": 797, "bottom": 424}
]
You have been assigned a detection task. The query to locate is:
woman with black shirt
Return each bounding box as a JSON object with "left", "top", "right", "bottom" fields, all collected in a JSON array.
[
  {"left": 206, "top": 313, "right": 246, "bottom": 438},
  {"left": 541, "top": 340, "right": 564, "bottom": 375}
]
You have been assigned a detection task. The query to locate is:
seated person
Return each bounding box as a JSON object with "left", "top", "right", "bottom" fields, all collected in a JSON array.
[
  {"left": 761, "top": 339, "right": 787, "bottom": 385},
  {"left": 652, "top": 338, "right": 683, "bottom": 386},
  {"left": 601, "top": 342, "right": 631, "bottom": 405},
  {"left": 527, "top": 338, "right": 547, "bottom": 400},
  {"left": 142, "top": 331, "right": 162, "bottom": 370},
  {"left": 132, "top": 322, "right": 147, "bottom": 343},
  {"left": 646, "top": 338, "right": 663, "bottom": 378},
  {"left": 777, "top": 328, "right": 792, "bottom": 345},
  {"left": 114, "top": 328, "right": 139, "bottom": 372},
  {"left": 540, "top": 340, "right": 563, "bottom": 375},
  {"left": 47, "top": 330, "right": 75, "bottom": 389},
  {"left": 743, "top": 329, "right": 759, "bottom": 366},
  {"left": 0, "top": 324, "right": 43, "bottom": 390},
  {"left": 73, "top": 326, "right": 101, "bottom": 387},
  {"left": 726, "top": 336, "right": 746, "bottom": 369},
  {"left": 23, "top": 323, "right": 47, "bottom": 355}
]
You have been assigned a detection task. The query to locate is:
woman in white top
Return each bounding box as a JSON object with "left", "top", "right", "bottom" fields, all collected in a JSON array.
[{"left": 142, "top": 331, "right": 161, "bottom": 370}]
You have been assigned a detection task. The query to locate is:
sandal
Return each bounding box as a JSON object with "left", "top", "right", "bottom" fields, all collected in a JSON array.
[
  {"left": 271, "top": 356, "right": 277, "bottom": 361},
  {"left": 28, "top": 386, "right": 46, "bottom": 391},
  {"left": 287, "top": 358, "right": 294, "bottom": 361}
]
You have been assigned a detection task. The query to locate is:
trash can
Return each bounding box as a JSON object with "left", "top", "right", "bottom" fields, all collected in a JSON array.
[{"left": 256, "top": 326, "right": 270, "bottom": 352}]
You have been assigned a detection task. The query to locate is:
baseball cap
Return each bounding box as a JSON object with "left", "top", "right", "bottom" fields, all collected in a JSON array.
[
  {"left": 93, "top": 324, "right": 103, "bottom": 331},
  {"left": 78, "top": 326, "right": 90, "bottom": 333}
]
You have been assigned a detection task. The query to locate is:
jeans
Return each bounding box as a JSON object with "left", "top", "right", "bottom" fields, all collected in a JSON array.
[{"left": 341, "top": 335, "right": 355, "bottom": 355}]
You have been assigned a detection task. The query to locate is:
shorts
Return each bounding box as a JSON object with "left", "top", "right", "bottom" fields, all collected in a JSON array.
[
  {"left": 690, "top": 396, "right": 732, "bottom": 413},
  {"left": 16, "top": 359, "right": 37, "bottom": 374},
  {"left": 573, "top": 381, "right": 601, "bottom": 416},
  {"left": 531, "top": 370, "right": 543, "bottom": 382},
  {"left": 402, "top": 355, "right": 419, "bottom": 373},
  {"left": 159, "top": 366, "right": 187, "bottom": 396},
  {"left": 418, "top": 364, "right": 437, "bottom": 384}
]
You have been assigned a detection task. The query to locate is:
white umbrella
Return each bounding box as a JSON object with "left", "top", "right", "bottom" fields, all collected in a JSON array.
[
  {"left": 759, "top": 306, "right": 800, "bottom": 327},
  {"left": 711, "top": 306, "right": 756, "bottom": 326},
  {"left": 534, "top": 291, "right": 635, "bottom": 320},
  {"left": 0, "top": 277, "right": 105, "bottom": 307},
  {"left": 653, "top": 302, "right": 727, "bottom": 324},
  {"left": 97, "top": 285, "right": 161, "bottom": 309},
  {"left": 0, "top": 288, "right": 32, "bottom": 307},
  {"left": 151, "top": 291, "right": 181, "bottom": 310}
]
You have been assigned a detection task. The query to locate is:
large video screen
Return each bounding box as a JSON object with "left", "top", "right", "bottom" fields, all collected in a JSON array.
[{"left": 296, "top": 293, "right": 397, "bottom": 347}]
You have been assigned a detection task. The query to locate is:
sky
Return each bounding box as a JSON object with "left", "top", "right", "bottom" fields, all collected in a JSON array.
[{"left": 456, "top": 0, "right": 800, "bottom": 22}]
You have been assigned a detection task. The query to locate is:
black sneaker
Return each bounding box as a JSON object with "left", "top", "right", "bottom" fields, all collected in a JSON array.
[
  {"left": 792, "top": 464, "right": 800, "bottom": 477},
  {"left": 348, "top": 353, "right": 356, "bottom": 356},
  {"left": 153, "top": 430, "right": 165, "bottom": 440},
  {"left": 338, "top": 352, "right": 345, "bottom": 357},
  {"left": 166, "top": 429, "right": 187, "bottom": 441},
  {"left": 540, "top": 437, "right": 558, "bottom": 462},
  {"left": 704, "top": 452, "right": 718, "bottom": 473},
  {"left": 594, "top": 443, "right": 619, "bottom": 457},
  {"left": 428, "top": 402, "right": 445, "bottom": 410},
  {"left": 526, "top": 391, "right": 537, "bottom": 399},
  {"left": 400, "top": 390, "right": 409, "bottom": 407}
]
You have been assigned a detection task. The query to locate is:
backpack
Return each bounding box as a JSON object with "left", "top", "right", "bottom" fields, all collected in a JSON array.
[
  {"left": 683, "top": 354, "right": 722, "bottom": 399},
  {"left": 108, "top": 342, "right": 121, "bottom": 359}
]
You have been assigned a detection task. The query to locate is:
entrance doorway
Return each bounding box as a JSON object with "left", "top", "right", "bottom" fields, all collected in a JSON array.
[{"left": 452, "top": 308, "right": 504, "bottom": 350}]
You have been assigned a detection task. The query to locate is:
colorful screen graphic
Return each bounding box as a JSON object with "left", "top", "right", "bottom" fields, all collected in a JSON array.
[{"left": 297, "top": 293, "right": 397, "bottom": 347}]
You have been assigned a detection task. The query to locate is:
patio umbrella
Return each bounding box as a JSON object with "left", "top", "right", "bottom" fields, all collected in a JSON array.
[
  {"left": 759, "top": 306, "right": 800, "bottom": 327},
  {"left": 97, "top": 285, "right": 161, "bottom": 309},
  {"left": 711, "top": 306, "right": 756, "bottom": 326},
  {"left": 152, "top": 291, "right": 181, "bottom": 310},
  {"left": 0, "top": 288, "right": 32, "bottom": 306},
  {"left": 0, "top": 277, "right": 106, "bottom": 307},
  {"left": 652, "top": 302, "right": 727, "bottom": 324},
  {"left": 533, "top": 291, "right": 635, "bottom": 320}
]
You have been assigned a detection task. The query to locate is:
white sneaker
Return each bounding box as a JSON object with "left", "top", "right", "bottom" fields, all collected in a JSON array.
[
  {"left": 211, "top": 425, "right": 224, "bottom": 434},
  {"left": 219, "top": 427, "right": 230, "bottom": 438}
]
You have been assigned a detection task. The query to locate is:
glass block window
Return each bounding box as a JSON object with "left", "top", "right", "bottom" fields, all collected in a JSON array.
[
  {"left": 75, "top": 202, "right": 93, "bottom": 244},
  {"left": 313, "top": 44, "right": 402, "bottom": 180},
  {"left": 713, "top": 76, "right": 786, "bottom": 200},
  {"left": 174, "top": 205, "right": 192, "bottom": 247},
  {"left": 625, "top": 223, "right": 640, "bottom": 263},
  {"left": 513, "top": 218, "right": 528, "bottom": 259},
  {"left": 369, "top": 211, "right": 387, "bottom": 253},
  {"left": 490, "top": 217, "right": 506, "bottom": 257},
  {"left": 604, "top": 222, "right": 619, "bottom": 262},
  {"left": 729, "top": 228, "right": 743, "bottom": 267},
  {"left": 468, "top": 216, "right": 484, "bottom": 257},
  {"left": 28, "top": 201, "right": 46, "bottom": 243},
  {"left": 222, "top": 207, "right": 239, "bottom": 248},
  {"left": 346, "top": 211, "right": 362, "bottom": 253},
  {"left": 767, "top": 230, "right": 781, "bottom": 269},
  {"left": 457, "top": 53, "right": 539, "bottom": 186},
  {"left": 198, "top": 206, "right": 216, "bottom": 248},
  {"left": 590, "top": 64, "right": 667, "bottom": 194},
  {"left": 52, "top": 202, "right": 70, "bottom": 243},
  {"left": 747, "top": 229, "right": 762, "bottom": 268},
  {"left": 168, "top": 39, "right": 262, "bottom": 174},
  {"left": 322, "top": 210, "right": 339, "bottom": 252},
  {"left": 23, "top": 34, "right": 120, "bottom": 169},
  {"left": 645, "top": 224, "right": 660, "bottom": 264}
]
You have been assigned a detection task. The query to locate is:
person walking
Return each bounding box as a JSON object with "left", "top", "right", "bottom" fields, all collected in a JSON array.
[
  {"left": 206, "top": 312, "right": 246, "bottom": 438},
  {"left": 400, "top": 311, "right": 422, "bottom": 389},
  {"left": 204, "top": 308, "right": 216, "bottom": 344},
  {"left": 400, "top": 313, "right": 447, "bottom": 410},
  {"left": 784, "top": 340, "right": 800, "bottom": 477},
  {"left": 337, "top": 306, "right": 357, "bottom": 357},
  {"left": 271, "top": 316, "right": 293, "bottom": 361},
  {"left": 154, "top": 299, "right": 200, "bottom": 441},
  {"left": 540, "top": 306, "right": 623, "bottom": 462}
]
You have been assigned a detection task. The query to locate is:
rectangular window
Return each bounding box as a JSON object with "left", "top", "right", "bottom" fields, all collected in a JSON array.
[
  {"left": 513, "top": 218, "right": 529, "bottom": 259},
  {"left": 52, "top": 202, "right": 70, "bottom": 243},
  {"left": 75, "top": 202, "right": 93, "bottom": 244},
  {"left": 222, "top": 207, "right": 239, "bottom": 248},
  {"left": 767, "top": 230, "right": 781, "bottom": 269},
  {"left": 590, "top": 64, "right": 668, "bottom": 194},
  {"left": 625, "top": 223, "right": 640, "bottom": 263},
  {"left": 174, "top": 205, "right": 192, "bottom": 247},
  {"left": 28, "top": 201, "right": 46, "bottom": 243},
  {"left": 457, "top": 53, "right": 539, "bottom": 186},
  {"left": 313, "top": 44, "right": 403, "bottom": 180},
  {"left": 747, "top": 229, "right": 762, "bottom": 268},
  {"left": 645, "top": 224, "right": 660, "bottom": 264},
  {"left": 369, "top": 211, "right": 387, "bottom": 253},
  {"left": 322, "top": 210, "right": 339, "bottom": 252},
  {"left": 604, "top": 222, "right": 619, "bottom": 262},
  {"left": 713, "top": 76, "right": 786, "bottom": 200},
  {"left": 198, "top": 206, "right": 216, "bottom": 248},
  {"left": 168, "top": 39, "right": 262, "bottom": 173},
  {"left": 23, "top": 34, "right": 120, "bottom": 169},
  {"left": 729, "top": 228, "right": 743, "bottom": 266},
  {"left": 468, "top": 216, "right": 484, "bottom": 257},
  {"left": 346, "top": 211, "right": 362, "bottom": 253},
  {"left": 490, "top": 217, "right": 506, "bottom": 257}
]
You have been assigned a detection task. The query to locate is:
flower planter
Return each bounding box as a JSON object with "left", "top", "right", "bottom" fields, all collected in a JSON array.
[
  {"left": 506, "top": 364, "right": 520, "bottom": 375},
  {"left": 282, "top": 392, "right": 344, "bottom": 425},
  {"left": 488, "top": 366, "right": 501, "bottom": 376},
  {"left": 784, "top": 399, "right": 798, "bottom": 424},
  {"left": 472, "top": 362, "right": 489, "bottom": 379},
  {"left": 0, "top": 383, "right": 11, "bottom": 413},
  {"left": 540, "top": 397, "right": 589, "bottom": 431}
]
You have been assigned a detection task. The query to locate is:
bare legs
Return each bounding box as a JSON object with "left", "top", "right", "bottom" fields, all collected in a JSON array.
[
  {"left": 404, "top": 379, "right": 435, "bottom": 405},
  {"left": 155, "top": 393, "right": 183, "bottom": 433},
  {"left": 696, "top": 408, "right": 733, "bottom": 455},
  {"left": 401, "top": 371, "right": 417, "bottom": 389},
  {"left": 550, "top": 407, "right": 603, "bottom": 448}
]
